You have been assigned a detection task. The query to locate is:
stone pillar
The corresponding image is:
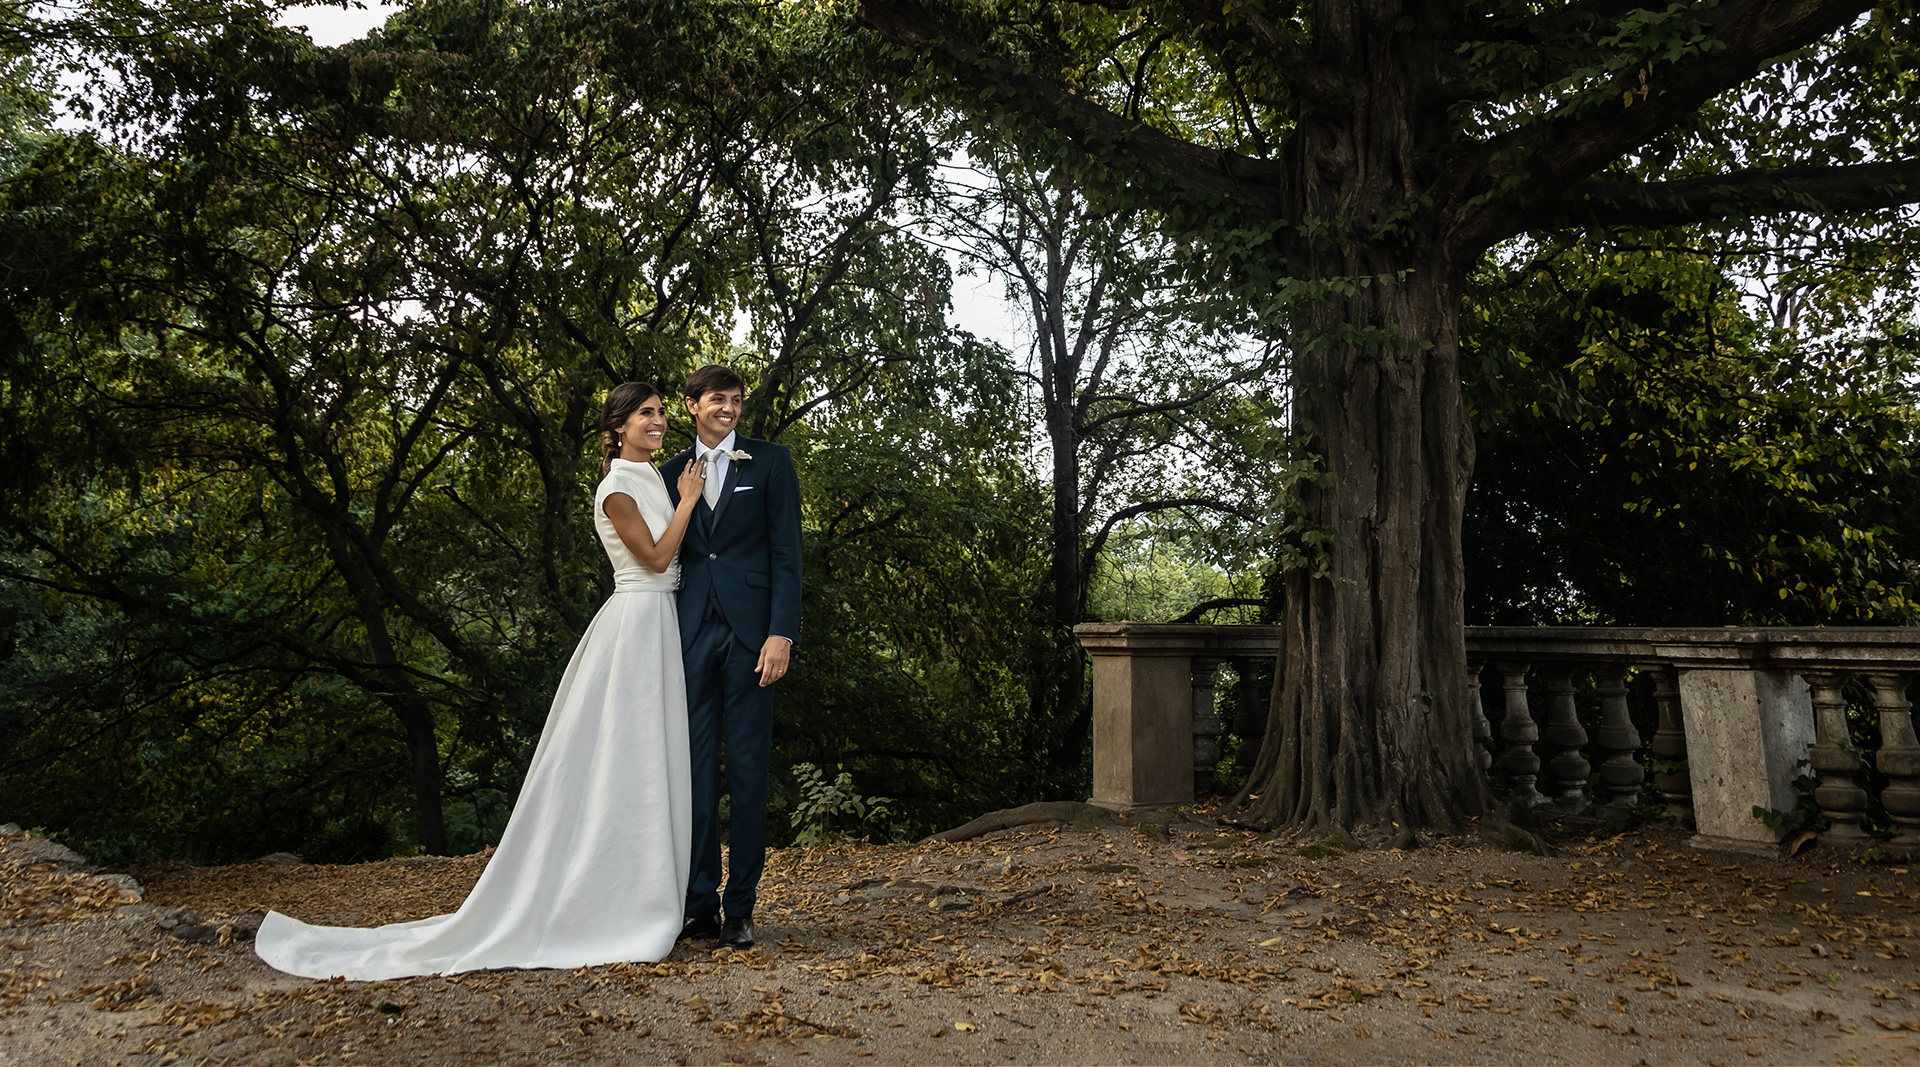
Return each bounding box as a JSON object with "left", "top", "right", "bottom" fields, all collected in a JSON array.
[
  {"left": 1192, "top": 658, "right": 1223, "bottom": 796},
  {"left": 1804, "top": 671, "right": 1868, "bottom": 847},
  {"left": 1496, "top": 662, "right": 1548, "bottom": 813},
  {"left": 1541, "top": 665, "right": 1591, "bottom": 815},
  {"left": 1467, "top": 661, "right": 1492, "bottom": 775},
  {"left": 1867, "top": 674, "right": 1920, "bottom": 856},
  {"left": 1679, "top": 667, "right": 1815, "bottom": 853},
  {"left": 1593, "top": 666, "right": 1642, "bottom": 820},
  {"left": 1649, "top": 668, "right": 1692, "bottom": 826},
  {"left": 1084, "top": 634, "right": 1201, "bottom": 812}
]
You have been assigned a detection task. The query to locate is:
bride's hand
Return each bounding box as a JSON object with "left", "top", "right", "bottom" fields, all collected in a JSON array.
[{"left": 676, "top": 456, "right": 706, "bottom": 502}]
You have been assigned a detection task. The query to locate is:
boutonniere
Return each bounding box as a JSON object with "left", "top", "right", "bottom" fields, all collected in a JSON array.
[{"left": 724, "top": 448, "right": 752, "bottom": 462}]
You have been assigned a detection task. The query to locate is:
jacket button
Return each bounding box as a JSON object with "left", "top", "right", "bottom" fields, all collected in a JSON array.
[{"left": 709, "top": 553, "right": 718, "bottom": 559}]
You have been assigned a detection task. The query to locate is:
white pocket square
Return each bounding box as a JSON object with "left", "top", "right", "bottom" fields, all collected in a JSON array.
[{"left": 732, "top": 485, "right": 755, "bottom": 492}]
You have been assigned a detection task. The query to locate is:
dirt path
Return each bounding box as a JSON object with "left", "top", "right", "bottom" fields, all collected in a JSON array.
[{"left": 3, "top": 815, "right": 1918, "bottom": 1067}]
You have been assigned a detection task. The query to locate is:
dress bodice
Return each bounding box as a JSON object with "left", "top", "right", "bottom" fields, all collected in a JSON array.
[{"left": 594, "top": 459, "right": 680, "bottom": 592}]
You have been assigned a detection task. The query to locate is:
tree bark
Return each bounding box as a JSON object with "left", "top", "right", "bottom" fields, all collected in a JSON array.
[
  {"left": 309, "top": 514, "right": 453, "bottom": 854},
  {"left": 1036, "top": 392, "right": 1093, "bottom": 787},
  {"left": 399, "top": 708, "right": 450, "bottom": 855},
  {"left": 1230, "top": 263, "right": 1490, "bottom": 838},
  {"left": 1227, "top": 3, "right": 1491, "bottom": 837}
]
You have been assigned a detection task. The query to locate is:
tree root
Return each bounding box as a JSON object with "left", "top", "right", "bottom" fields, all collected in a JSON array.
[
  {"left": 1475, "top": 815, "right": 1558, "bottom": 856},
  {"left": 924, "top": 801, "right": 1125, "bottom": 843}
]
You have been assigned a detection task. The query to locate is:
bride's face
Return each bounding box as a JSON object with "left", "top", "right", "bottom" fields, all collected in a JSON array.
[{"left": 617, "top": 395, "right": 669, "bottom": 455}]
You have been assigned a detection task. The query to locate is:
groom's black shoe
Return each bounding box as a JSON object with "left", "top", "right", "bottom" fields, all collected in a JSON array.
[
  {"left": 677, "top": 914, "right": 721, "bottom": 942},
  {"left": 718, "top": 915, "right": 755, "bottom": 949}
]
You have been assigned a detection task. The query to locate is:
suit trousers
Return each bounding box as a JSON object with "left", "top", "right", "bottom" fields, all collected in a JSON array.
[{"left": 682, "top": 609, "right": 774, "bottom": 922}]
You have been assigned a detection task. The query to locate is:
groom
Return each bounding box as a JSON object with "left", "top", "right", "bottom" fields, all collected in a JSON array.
[{"left": 661, "top": 364, "right": 802, "bottom": 950}]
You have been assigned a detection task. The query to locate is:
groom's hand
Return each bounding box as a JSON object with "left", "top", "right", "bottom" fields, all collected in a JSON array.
[{"left": 755, "top": 636, "right": 791, "bottom": 687}]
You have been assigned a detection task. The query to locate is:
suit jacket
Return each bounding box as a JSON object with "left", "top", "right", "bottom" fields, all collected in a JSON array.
[{"left": 660, "top": 436, "right": 802, "bottom": 651}]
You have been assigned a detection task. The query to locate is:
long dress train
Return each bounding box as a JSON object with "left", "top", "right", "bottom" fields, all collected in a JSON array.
[{"left": 255, "top": 458, "right": 691, "bottom": 980}]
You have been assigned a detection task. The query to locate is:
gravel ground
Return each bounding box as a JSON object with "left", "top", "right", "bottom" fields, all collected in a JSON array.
[{"left": 2, "top": 814, "right": 1918, "bottom": 1066}]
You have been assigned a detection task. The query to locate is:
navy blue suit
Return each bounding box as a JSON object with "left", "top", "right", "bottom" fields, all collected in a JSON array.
[{"left": 660, "top": 437, "right": 801, "bottom": 922}]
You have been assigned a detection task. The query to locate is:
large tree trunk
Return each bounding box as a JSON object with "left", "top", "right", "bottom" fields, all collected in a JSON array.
[
  {"left": 1230, "top": 263, "right": 1489, "bottom": 839},
  {"left": 1228, "top": 13, "right": 1491, "bottom": 837}
]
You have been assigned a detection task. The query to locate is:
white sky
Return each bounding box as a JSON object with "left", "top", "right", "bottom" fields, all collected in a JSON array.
[
  {"left": 276, "top": 2, "right": 400, "bottom": 46},
  {"left": 945, "top": 266, "right": 1025, "bottom": 352}
]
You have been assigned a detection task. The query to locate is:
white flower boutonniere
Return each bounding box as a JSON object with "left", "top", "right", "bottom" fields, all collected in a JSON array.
[{"left": 723, "top": 448, "right": 752, "bottom": 462}]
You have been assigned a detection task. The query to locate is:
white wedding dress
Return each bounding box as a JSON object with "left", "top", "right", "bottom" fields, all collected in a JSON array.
[{"left": 255, "top": 458, "right": 692, "bottom": 980}]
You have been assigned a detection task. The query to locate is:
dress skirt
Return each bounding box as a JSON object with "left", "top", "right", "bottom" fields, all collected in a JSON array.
[{"left": 255, "top": 588, "right": 691, "bottom": 980}]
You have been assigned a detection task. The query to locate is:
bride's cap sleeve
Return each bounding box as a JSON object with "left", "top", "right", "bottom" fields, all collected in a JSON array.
[{"left": 595, "top": 467, "right": 632, "bottom": 506}]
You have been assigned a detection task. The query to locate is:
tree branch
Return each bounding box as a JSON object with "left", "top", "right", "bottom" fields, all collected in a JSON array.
[
  {"left": 1085, "top": 496, "right": 1251, "bottom": 564},
  {"left": 1079, "top": 358, "right": 1274, "bottom": 435},
  {"left": 1443, "top": 0, "right": 1878, "bottom": 253},
  {"left": 1170, "top": 596, "right": 1268, "bottom": 624},
  {"left": 1165, "top": 0, "right": 1341, "bottom": 106},
  {"left": 1541, "top": 160, "right": 1920, "bottom": 229},
  {"left": 858, "top": 0, "right": 1290, "bottom": 210}
]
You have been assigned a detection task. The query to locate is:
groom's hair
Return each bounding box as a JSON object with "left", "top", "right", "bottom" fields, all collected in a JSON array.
[{"left": 683, "top": 364, "right": 746, "bottom": 400}]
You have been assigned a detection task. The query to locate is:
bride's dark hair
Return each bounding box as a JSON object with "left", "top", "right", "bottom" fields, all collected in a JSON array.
[{"left": 600, "top": 382, "right": 663, "bottom": 475}]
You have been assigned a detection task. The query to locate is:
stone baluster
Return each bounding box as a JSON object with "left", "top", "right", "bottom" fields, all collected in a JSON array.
[
  {"left": 1467, "top": 660, "right": 1492, "bottom": 774},
  {"left": 1192, "top": 658, "right": 1223, "bottom": 795},
  {"left": 1541, "top": 666, "right": 1592, "bottom": 814},
  {"left": 1497, "top": 662, "right": 1548, "bottom": 812},
  {"left": 1867, "top": 673, "right": 1920, "bottom": 856},
  {"left": 1231, "top": 657, "right": 1269, "bottom": 752},
  {"left": 1593, "top": 667, "right": 1643, "bottom": 820},
  {"left": 1805, "top": 671, "right": 1869, "bottom": 847},
  {"left": 1649, "top": 668, "right": 1692, "bottom": 825}
]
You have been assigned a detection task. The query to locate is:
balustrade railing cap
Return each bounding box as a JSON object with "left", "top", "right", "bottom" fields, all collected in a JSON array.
[
  {"left": 1463, "top": 626, "right": 1920, "bottom": 672},
  {"left": 1072, "top": 622, "right": 1284, "bottom": 657},
  {"left": 1072, "top": 623, "right": 1920, "bottom": 672}
]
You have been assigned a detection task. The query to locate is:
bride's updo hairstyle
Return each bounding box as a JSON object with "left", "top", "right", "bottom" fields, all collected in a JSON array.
[{"left": 600, "top": 381, "right": 663, "bottom": 475}]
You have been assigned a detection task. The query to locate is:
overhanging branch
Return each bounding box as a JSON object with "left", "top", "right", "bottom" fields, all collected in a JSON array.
[
  {"left": 858, "top": 0, "right": 1290, "bottom": 211},
  {"left": 1084, "top": 495, "right": 1252, "bottom": 568},
  {"left": 1170, "top": 596, "right": 1267, "bottom": 623},
  {"left": 1442, "top": 0, "right": 1878, "bottom": 253},
  {"left": 1543, "top": 160, "right": 1920, "bottom": 228},
  {"left": 1165, "top": 0, "right": 1339, "bottom": 106}
]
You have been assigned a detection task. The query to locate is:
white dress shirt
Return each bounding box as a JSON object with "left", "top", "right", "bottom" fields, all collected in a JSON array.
[{"left": 696, "top": 431, "right": 737, "bottom": 509}]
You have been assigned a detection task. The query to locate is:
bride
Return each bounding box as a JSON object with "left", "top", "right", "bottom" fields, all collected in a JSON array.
[{"left": 255, "top": 383, "right": 706, "bottom": 980}]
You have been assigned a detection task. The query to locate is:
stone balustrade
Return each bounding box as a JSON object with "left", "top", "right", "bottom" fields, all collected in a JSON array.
[
  {"left": 1073, "top": 623, "right": 1920, "bottom": 856},
  {"left": 1073, "top": 624, "right": 1279, "bottom": 819}
]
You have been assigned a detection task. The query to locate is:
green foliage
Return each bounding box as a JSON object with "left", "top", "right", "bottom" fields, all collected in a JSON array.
[
  {"left": 0, "top": 0, "right": 1059, "bottom": 860},
  {"left": 787, "top": 763, "right": 901, "bottom": 846},
  {"left": 1753, "top": 773, "right": 1826, "bottom": 835},
  {"left": 762, "top": 331, "right": 1058, "bottom": 836},
  {"left": 928, "top": 143, "right": 1286, "bottom": 789},
  {"left": 1089, "top": 524, "right": 1257, "bottom": 624},
  {"left": 1463, "top": 239, "right": 1920, "bottom": 626}
]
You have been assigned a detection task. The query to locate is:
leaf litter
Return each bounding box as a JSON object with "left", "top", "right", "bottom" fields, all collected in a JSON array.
[{"left": 1, "top": 818, "right": 1917, "bottom": 1065}]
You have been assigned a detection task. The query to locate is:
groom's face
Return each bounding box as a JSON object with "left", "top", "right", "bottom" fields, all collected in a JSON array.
[{"left": 687, "top": 387, "right": 743, "bottom": 445}]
